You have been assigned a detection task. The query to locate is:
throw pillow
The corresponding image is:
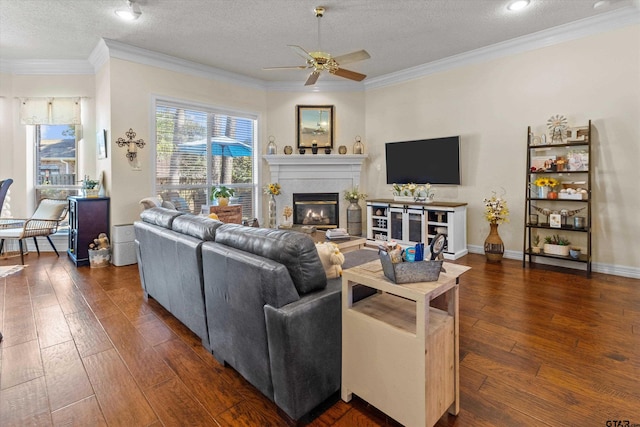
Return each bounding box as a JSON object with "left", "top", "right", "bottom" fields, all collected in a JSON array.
[
  {"left": 139, "top": 197, "right": 161, "bottom": 210},
  {"left": 315, "top": 242, "right": 345, "bottom": 279}
]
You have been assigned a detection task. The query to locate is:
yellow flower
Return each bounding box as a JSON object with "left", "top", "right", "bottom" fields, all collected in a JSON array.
[
  {"left": 534, "top": 177, "right": 559, "bottom": 188},
  {"left": 264, "top": 182, "right": 281, "bottom": 195}
]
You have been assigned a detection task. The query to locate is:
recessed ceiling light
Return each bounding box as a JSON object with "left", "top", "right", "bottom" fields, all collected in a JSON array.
[
  {"left": 507, "top": 0, "right": 530, "bottom": 11},
  {"left": 593, "top": 0, "right": 610, "bottom": 8},
  {"left": 115, "top": 0, "right": 142, "bottom": 21}
]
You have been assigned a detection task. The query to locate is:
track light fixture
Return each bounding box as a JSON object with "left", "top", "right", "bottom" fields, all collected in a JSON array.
[{"left": 115, "top": 0, "right": 142, "bottom": 21}]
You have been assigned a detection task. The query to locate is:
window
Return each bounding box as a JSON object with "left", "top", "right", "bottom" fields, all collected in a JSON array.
[
  {"left": 34, "top": 124, "right": 81, "bottom": 203},
  {"left": 155, "top": 101, "right": 257, "bottom": 217}
]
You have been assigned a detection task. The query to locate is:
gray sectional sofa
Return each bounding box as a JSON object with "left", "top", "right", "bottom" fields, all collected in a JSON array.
[{"left": 134, "top": 207, "right": 378, "bottom": 420}]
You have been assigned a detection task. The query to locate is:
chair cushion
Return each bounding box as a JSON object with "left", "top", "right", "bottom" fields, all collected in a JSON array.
[{"left": 32, "top": 200, "right": 67, "bottom": 220}]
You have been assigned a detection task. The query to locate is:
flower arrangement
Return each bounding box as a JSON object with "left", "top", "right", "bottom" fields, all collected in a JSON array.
[
  {"left": 344, "top": 187, "right": 367, "bottom": 202},
  {"left": 483, "top": 193, "right": 509, "bottom": 224},
  {"left": 264, "top": 182, "right": 281, "bottom": 196},
  {"left": 392, "top": 183, "right": 432, "bottom": 198},
  {"left": 82, "top": 176, "right": 99, "bottom": 189},
  {"left": 283, "top": 205, "right": 293, "bottom": 221},
  {"left": 534, "top": 177, "right": 559, "bottom": 188}
]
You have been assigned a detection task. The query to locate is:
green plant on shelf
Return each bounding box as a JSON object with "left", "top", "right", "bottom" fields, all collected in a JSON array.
[{"left": 544, "top": 234, "right": 570, "bottom": 246}]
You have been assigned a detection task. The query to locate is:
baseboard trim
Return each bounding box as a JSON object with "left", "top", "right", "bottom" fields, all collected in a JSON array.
[{"left": 467, "top": 245, "right": 639, "bottom": 279}]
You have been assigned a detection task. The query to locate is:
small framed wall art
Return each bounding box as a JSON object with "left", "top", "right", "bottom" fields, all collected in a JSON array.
[{"left": 296, "top": 105, "right": 334, "bottom": 149}]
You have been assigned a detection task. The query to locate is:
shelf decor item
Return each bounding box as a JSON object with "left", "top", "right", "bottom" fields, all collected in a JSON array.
[
  {"left": 281, "top": 205, "right": 293, "bottom": 228},
  {"left": 211, "top": 186, "right": 235, "bottom": 207},
  {"left": 533, "top": 177, "right": 559, "bottom": 199},
  {"left": 82, "top": 176, "right": 100, "bottom": 198},
  {"left": 338, "top": 145, "right": 347, "bottom": 154},
  {"left": 547, "top": 114, "right": 568, "bottom": 144},
  {"left": 284, "top": 145, "right": 293, "bottom": 155},
  {"left": 264, "top": 182, "right": 281, "bottom": 228},
  {"left": 483, "top": 192, "right": 509, "bottom": 263},
  {"left": 543, "top": 235, "right": 570, "bottom": 256}
]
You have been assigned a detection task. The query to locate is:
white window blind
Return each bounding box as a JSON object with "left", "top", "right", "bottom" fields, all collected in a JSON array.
[{"left": 155, "top": 102, "right": 257, "bottom": 217}]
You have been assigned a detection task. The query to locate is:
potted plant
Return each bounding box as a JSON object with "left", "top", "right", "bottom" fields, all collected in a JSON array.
[
  {"left": 211, "top": 186, "right": 235, "bottom": 206},
  {"left": 531, "top": 234, "right": 542, "bottom": 254},
  {"left": 82, "top": 176, "right": 100, "bottom": 198},
  {"left": 543, "top": 234, "right": 571, "bottom": 256}
]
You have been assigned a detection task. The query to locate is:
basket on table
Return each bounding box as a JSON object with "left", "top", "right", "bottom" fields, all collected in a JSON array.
[{"left": 379, "top": 250, "right": 445, "bottom": 284}]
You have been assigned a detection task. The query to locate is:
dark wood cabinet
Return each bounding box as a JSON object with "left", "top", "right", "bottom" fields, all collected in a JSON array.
[{"left": 67, "top": 197, "right": 110, "bottom": 266}]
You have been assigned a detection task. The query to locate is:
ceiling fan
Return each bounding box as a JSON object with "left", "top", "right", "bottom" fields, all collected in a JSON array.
[{"left": 263, "top": 6, "right": 370, "bottom": 86}]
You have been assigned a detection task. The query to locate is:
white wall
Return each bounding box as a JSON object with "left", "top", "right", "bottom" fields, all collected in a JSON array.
[
  {"left": 364, "top": 25, "right": 640, "bottom": 268},
  {"left": 0, "top": 73, "right": 96, "bottom": 217},
  {"left": 107, "top": 58, "right": 268, "bottom": 226}
]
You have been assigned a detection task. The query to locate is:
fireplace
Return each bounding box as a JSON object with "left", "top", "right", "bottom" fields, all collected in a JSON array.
[{"left": 293, "top": 193, "right": 339, "bottom": 229}]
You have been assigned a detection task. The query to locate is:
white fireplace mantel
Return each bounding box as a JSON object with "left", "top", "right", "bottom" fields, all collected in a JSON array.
[
  {"left": 262, "top": 154, "right": 368, "bottom": 228},
  {"left": 263, "top": 154, "right": 368, "bottom": 183}
]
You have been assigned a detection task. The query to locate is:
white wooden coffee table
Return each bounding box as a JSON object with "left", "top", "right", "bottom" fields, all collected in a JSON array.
[{"left": 341, "top": 260, "right": 470, "bottom": 426}]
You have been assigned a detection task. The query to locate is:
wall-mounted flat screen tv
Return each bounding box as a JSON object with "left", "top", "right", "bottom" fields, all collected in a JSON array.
[{"left": 385, "top": 136, "right": 461, "bottom": 185}]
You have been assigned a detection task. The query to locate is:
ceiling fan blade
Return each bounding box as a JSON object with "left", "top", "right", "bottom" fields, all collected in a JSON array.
[
  {"left": 263, "top": 65, "right": 309, "bottom": 70},
  {"left": 332, "top": 67, "right": 366, "bottom": 82},
  {"left": 305, "top": 71, "right": 320, "bottom": 86},
  {"left": 288, "top": 45, "right": 315, "bottom": 62},
  {"left": 333, "top": 49, "right": 370, "bottom": 66}
]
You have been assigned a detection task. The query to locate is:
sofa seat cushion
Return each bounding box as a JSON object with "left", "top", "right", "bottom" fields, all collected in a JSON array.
[
  {"left": 140, "top": 206, "right": 184, "bottom": 229},
  {"left": 214, "top": 224, "right": 327, "bottom": 294},
  {"left": 172, "top": 215, "right": 223, "bottom": 241}
]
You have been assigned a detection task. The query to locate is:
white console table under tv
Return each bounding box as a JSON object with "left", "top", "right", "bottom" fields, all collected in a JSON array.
[{"left": 366, "top": 199, "right": 467, "bottom": 260}]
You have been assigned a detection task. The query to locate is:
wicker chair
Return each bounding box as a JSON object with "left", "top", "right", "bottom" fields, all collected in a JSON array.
[
  {"left": 0, "top": 199, "right": 68, "bottom": 264},
  {"left": 0, "top": 179, "right": 13, "bottom": 214}
]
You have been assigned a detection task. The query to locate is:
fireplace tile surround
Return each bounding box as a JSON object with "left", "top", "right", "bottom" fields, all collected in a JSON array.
[{"left": 263, "top": 154, "right": 367, "bottom": 230}]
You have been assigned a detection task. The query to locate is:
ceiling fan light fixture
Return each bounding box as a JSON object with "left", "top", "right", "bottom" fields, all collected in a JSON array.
[
  {"left": 507, "top": 0, "right": 530, "bottom": 11},
  {"left": 115, "top": 0, "right": 142, "bottom": 21}
]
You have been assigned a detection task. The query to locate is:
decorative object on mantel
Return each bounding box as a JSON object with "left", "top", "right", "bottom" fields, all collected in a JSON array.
[
  {"left": 353, "top": 135, "right": 364, "bottom": 154},
  {"left": 116, "top": 128, "right": 145, "bottom": 169},
  {"left": 267, "top": 135, "right": 277, "bottom": 155},
  {"left": 82, "top": 175, "right": 100, "bottom": 198},
  {"left": 284, "top": 145, "right": 293, "bottom": 155},
  {"left": 344, "top": 187, "right": 367, "bottom": 236},
  {"left": 324, "top": 147, "right": 332, "bottom": 154},
  {"left": 338, "top": 145, "right": 347, "bottom": 155},
  {"left": 298, "top": 147, "right": 306, "bottom": 155},
  {"left": 264, "top": 182, "right": 281, "bottom": 228},
  {"left": 311, "top": 142, "right": 319, "bottom": 155},
  {"left": 547, "top": 114, "right": 568, "bottom": 144},
  {"left": 483, "top": 192, "right": 509, "bottom": 262},
  {"left": 391, "top": 183, "right": 433, "bottom": 203}
]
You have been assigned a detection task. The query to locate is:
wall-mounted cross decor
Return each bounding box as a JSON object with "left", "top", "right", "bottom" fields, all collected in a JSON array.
[{"left": 116, "top": 128, "right": 145, "bottom": 161}]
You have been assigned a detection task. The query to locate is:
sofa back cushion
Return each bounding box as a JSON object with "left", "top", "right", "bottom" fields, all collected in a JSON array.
[
  {"left": 214, "top": 224, "right": 327, "bottom": 294},
  {"left": 140, "top": 206, "right": 184, "bottom": 229},
  {"left": 172, "top": 215, "right": 223, "bottom": 241}
]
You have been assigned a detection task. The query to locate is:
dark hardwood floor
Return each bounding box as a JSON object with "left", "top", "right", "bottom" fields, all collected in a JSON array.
[{"left": 1, "top": 252, "right": 638, "bottom": 426}]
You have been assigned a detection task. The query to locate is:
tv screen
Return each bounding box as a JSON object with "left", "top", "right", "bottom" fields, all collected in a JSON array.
[{"left": 385, "top": 136, "right": 461, "bottom": 185}]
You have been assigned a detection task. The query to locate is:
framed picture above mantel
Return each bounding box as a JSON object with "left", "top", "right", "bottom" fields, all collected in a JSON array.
[{"left": 296, "top": 105, "right": 334, "bottom": 149}]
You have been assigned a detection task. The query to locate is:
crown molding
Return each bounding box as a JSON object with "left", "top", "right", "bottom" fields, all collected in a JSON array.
[
  {"left": 0, "top": 59, "right": 94, "bottom": 75},
  {"left": 265, "top": 79, "right": 364, "bottom": 92},
  {"left": 365, "top": 5, "right": 640, "bottom": 90},
  {"left": 100, "top": 38, "right": 266, "bottom": 91},
  {"left": 88, "top": 39, "right": 110, "bottom": 73}
]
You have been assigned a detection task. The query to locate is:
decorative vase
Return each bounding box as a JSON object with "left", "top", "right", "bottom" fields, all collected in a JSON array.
[
  {"left": 84, "top": 188, "right": 99, "bottom": 198},
  {"left": 353, "top": 135, "right": 364, "bottom": 154},
  {"left": 484, "top": 223, "right": 504, "bottom": 262},
  {"left": 346, "top": 199, "right": 362, "bottom": 236},
  {"left": 217, "top": 197, "right": 229, "bottom": 206},
  {"left": 338, "top": 145, "right": 347, "bottom": 155},
  {"left": 268, "top": 194, "right": 277, "bottom": 228},
  {"left": 538, "top": 186, "right": 549, "bottom": 199}
]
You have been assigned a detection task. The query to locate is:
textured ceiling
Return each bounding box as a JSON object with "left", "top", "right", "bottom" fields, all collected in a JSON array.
[{"left": 0, "top": 0, "right": 637, "bottom": 83}]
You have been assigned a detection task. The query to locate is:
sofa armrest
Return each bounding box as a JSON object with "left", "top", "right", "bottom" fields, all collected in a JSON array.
[{"left": 264, "top": 281, "right": 342, "bottom": 420}]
